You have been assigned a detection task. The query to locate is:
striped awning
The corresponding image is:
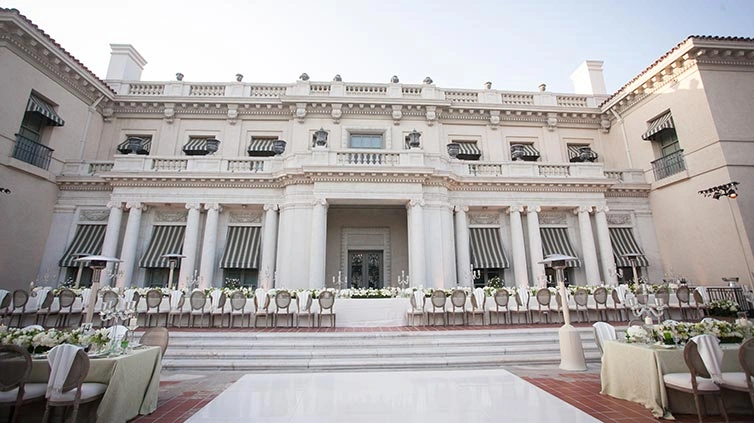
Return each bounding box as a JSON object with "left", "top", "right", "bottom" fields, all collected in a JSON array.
[
  {"left": 58, "top": 225, "right": 106, "bottom": 267},
  {"left": 456, "top": 142, "right": 481, "bottom": 160},
  {"left": 469, "top": 228, "right": 510, "bottom": 269},
  {"left": 610, "top": 227, "right": 650, "bottom": 267},
  {"left": 568, "top": 145, "right": 598, "bottom": 162},
  {"left": 642, "top": 112, "right": 674, "bottom": 141},
  {"left": 540, "top": 227, "right": 581, "bottom": 267},
  {"left": 139, "top": 226, "right": 186, "bottom": 268},
  {"left": 220, "top": 226, "right": 261, "bottom": 269},
  {"left": 519, "top": 144, "right": 540, "bottom": 157},
  {"left": 27, "top": 95, "right": 64, "bottom": 126},
  {"left": 183, "top": 137, "right": 210, "bottom": 155},
  {"left": 117, "top": 136, "right": 152, "bottom": 155},
  {"left": 247, "top": 138, "right": 276, "bottom": 157}
]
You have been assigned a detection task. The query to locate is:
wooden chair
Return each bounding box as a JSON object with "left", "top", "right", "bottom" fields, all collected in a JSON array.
[
  {"left": 9, "top": 290, "right": 30, "bottom": 327},
  {"left": 0, "top": 345, "right": 46, "bottom": 422},
  {"left": 99, "top": 290, "right": 120, "bottom": 327},
  {"left": 34, "top": 291, "right": 55, "bottom": 327},
  {"left": 317, "top": 290, "right": 336, "bottom": 328},
  {"left": 662, "top": 337, "right": 728, "bottom": 423},
  {"left": 55, "top": 289, "right": 81, "bottom": 328},
  {"left": 296, "top": 291, "right": 316, "bottom": 328},
  {"left": 572, "top": 289, "right": 590, "bottom": 323},
  {"left": 140, "top": 327, "right": 170, "bottom": 358},
  {"left": 511, "top": 290, "right": 530, "bottom": 324},
  {"left": 447, "top": 289, "right": 467, "bottom": 326},
  {"left": 655, "top": 287, "right": 671, "bottom": 320},
  {"left": 209, "top": 292, "right": 229, "bottom": 328},
  {"left": 589, "top": 287, "right": 610, "bottom": 321},
  {"left": 427, "top": 290, "right": 448, "bottom": 326},
  {"left": 42, "top": 345, "right": 107, "bottom": 423},
  {"left": 167, "top": 291, "right": 185, "bottom": 327},
  {"left": 144, "top": 289, "right": 167, "bottom": 327},
  {"left": 407, "top": 292, "right": 427, "bottom": 326},
  {"left": 228, "top": 291, "right": 248, "bottom": 328},
  {"left": 718, "top": 337, "right": 754, "bottom": 410},
  {"left": 253, "top": 289, "right": 271, "bottom": 328},
  {"left": 489, "top": 289, "right": 510, "bottom": 325},
  {"left": 467, "top": 288, "right": 486, "bottom": 325},
  {"left": 188, "top": 291, "right": 208, "bottom": 328},
  {"left": 534, "top": 288, "right": 552, "bottom": 324},
  {"left": 273, "top": 290, "right": 295, "bottom": 327},
  {"left": 610, "top": 289, "right": 627, "bottom": 322},
  {"left": 692, "top": 290, "right": 708, "bottom": 319},
  {"left": 0, "top": 293, "right": 11, "bottom": 321},
  {"left": 674, "top": 285, "right": 693, "bottom": 321}
]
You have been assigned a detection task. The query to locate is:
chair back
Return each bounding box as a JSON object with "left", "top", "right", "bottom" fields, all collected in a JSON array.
[
  {"left": 684, "top": 339, "right": 712, "bottom": 380},
  {"left": 254, "top": 292, "right": 270, "bottom": 312},
  {"left": 101, "top": 290, "right": 119, "bottom": 309},
  {"left": 318, "top": 290, "right": 335, "bottom": 311},
  {"left": 39, "top": 290, "right": 55, "bottom": 310},
  {"left": 636, "top": 293, "right": 648, "bottom": 305},
  {"left": 450, "top": 290, "right": 466, "bottom": 310},
  {"left": 229, "top": 291, "right": 246, "bottom": 311},
  {"left": 140, "top": 327, "right": 169, "bottom": 357},
  {"left": 146, "top": 289, "right": 163, "bottom": 309},
  {"left": 692, "top": 290, "right": 705, "bottom": 306},
  {"left": 555, "top": 292, "right": 563, "bottom": 309},
  {"left": 536, "top": 288, "right": 551, "bottom": 308},
  {"left": 592, "top": 322, "right": 617, "bottom": 354},
  {"left": 494, "top": 289, "right": 509, "bottom": 309},
  {"left": 655, "top": 287, "right": 670, "bottom": 305},
  {"left": 0, "top": 292, "right": 11, "bottom": 311},
  {"left": 0, "top": 344, "right": 32, "bottom": 392},
  {"left": 738, "top": 338, "right": 754, "bottom": 384},
  {"left": 430, "top": 290, "right": 446, "bottom": 310},
  {"left": 470, "top": 292, "right": 479, "bottom": 310},
  {"left": 574, "top": 289, "right": 588, "bottom": 307},
  {"left": 58, "top": 289, "right": 77, "bottom": 309},
  {"left": 217, "top": 292, "right": 227, "bottom": 309},
  {"left": 676, "top": 285, "right": 690, "bottom": 305},
  {"left": 12, "top": 290, "right": 29, "bottom": 310},
  {"left": 47, "top": 345, "right": 89, "bottom": 395},
  {"left": 275, "top": 290, "right": 292, "bottom": 310},
  {"left": 189, "top": 291, "right": 207, "bottom": 311},
  {"left": 610, "top": 289, "right": 622, "bottom": 306},
  {"left": 593, "top": 287, "right": 608, "bottom": 306}
]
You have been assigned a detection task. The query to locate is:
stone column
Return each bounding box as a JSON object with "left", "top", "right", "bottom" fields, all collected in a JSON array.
[
  {"left": 179, "top": 203, "right": 202, "bottom": 288},
  {"left": 199, "top": 203, "right": 221, "bottom": 289},
  {"left": 508, "top": 206, "right": 530, "bottom": 289},
  {"left": 454, "top": 205, "right": 472, "bottom": 287},
  {"left": 441, "top": 205, "right": 457, "bottom": 288},
  {"left": 259, "top": 204, "right": 279, "bottom": 290},
  {"left": 120, "top": 202, "right": 146, "bottom": 287},
  {"left": 407, "top": 199, "right": 426, "bottom": 287},
  {"left": 309, "top": 198, "right": 328, "bottom": 289},
  {"left": 526, "top": 205, "right": 546, "bottom": 286},
  {"left": 102, "top": 201, "right": 124, "bottom": 287},
  {"left": 576, "top": 206, "right": 601, "bottom": 285},
  {"left": 594, "top": 206, "right": 618, "bottom": 285}
]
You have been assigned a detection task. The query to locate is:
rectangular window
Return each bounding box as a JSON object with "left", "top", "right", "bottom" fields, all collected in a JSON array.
[
  {"left": 349, "top": 134, "right": 383, "bottom": 149},
  {"left": 117, "top": 135, "right": 152, "bottom": 155},
  {"left": 567, "top": 144, "right": 598, "bottom": 162},
  {"left": 223, "top": 269, "right": 258, "bottom": 288},
  {"left": 510, "top": 143, "right": 540, "bottom": 162},
  {"left": 13, "top": 94, "right": 64, "bottom": 170},
  {"left": 455, "top": 141, "right": 482, "bottom": 161},
  {"left": 644, "top": 112, "right": 686, "bottom": 180}
]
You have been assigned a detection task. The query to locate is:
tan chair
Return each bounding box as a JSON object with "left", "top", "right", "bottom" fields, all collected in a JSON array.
[
  {"left": 167, "top": 292, "right": 186, "bottom": 327},
  {"left": 447, "top": 289, "right": 467, "bottom": 326},
  {"left": 0, "top": 345, "right": 46, "bottom": 422},
  {"left": 9, "top": 290, "right": 30, "bottom": 327},
  {"left": 273, "top": 290, "right": 295, "bottom": 327},
  {"left": 253, "top": 289, "right": 271, "bottom": 328},
  {"left": 534, "top": 288, "right": 552, "bottom": 324},
  {"left": 610, "top": 289, "right": 627, "bottom": 322},
  {"left": 99, "top": 290, "right": 120, "bottom": 327},
  {"left": 673, "top": 285, "right": 693, "bottom": 321},
  {"left": 589, "top": 287, "right": 610, "bottom": 322},
  {"left": 662, "top": 338, "right": 728, "bottom": 423},
  {"left": 144, "top": 289, "right": 167, "bottom": 327},
  {"left": 489, "top": 289, "right": 510, "bottom": 325},
  {"left": 188, "top": 291, "right": 208, "bottom": 328},
  {"left": 407, "top": 292, "right": 427, "bottom": 326},
  {"left": 467, "top": 288, "right": 486, "bottom": 325},
  {"left": 296, "top": 291, "right": 316, "bottom": 328},
  {"left": 718, "top": 337, "right": 754, "bottom": 410},
  {"left": 572, "top": 289, "right": 590, "bottom": 323},
  {"left": 511, "top": 290, "right": 530, "bottom": 324},
  {"left": 228, "top": 291, "right": 248, "bottom": 328},
  {"left": 317, "top": 290, "right": 336, "bottom": 328},
  {"left": 140, "top": 327, "right": 170, "bottom": 358},
  {"left": 692, "top": 290, "right": 708, "bottom": 319},
  {"left": 55, "top": 289, "right": 81, "bottom": 328},
  {"left": 42, "top": 345, "right": 107, "bottom": 423},
  {"left": 34, "top": 291, "right": 55, "bottom": 327},
  {"left": 427, "top": 290, "right": 448, "bottom": 326},
  {"left": 209, "top": 292, "right": 229, "bottom": 328},
  {"left": 655, "top": 287, "right": 671, "bottom": 320}
]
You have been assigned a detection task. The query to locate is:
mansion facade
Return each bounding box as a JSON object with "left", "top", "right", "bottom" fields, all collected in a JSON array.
[{"left": 1, "top": 8, "right": 753, "bottom": 292}]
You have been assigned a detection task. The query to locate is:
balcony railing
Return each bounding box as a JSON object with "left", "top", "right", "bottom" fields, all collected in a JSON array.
[
  {"left": 651, "top": 150, "right": 686, "bottom": 181},
  {"left": 12, "top": 134, "right": 53, "bottom": 170}
]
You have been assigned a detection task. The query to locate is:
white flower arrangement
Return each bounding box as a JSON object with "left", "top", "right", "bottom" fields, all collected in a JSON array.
[
  {"left": 0, "top": 326, "right": 113, "bottom": 354},
  {"left": 625, "top": 318, "right": 752, "bottom": 345},
  {"left": 708, "top": 299, "right": 740, "bottom": 317},
  {"left": 625, "top": 325, "right": 650, "bottom": 343}
]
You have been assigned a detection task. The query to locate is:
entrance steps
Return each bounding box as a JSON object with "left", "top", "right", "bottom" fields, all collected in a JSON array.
[{"left": 160, "top": 326, "right": 608, "bottom": 372}]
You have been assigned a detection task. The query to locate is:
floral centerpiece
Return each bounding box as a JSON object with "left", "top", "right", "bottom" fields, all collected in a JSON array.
[
  {"left": 0, "top": 326, "right": 112, "bottom": 354},
  {"left": 624, "top": 318, "right": 752, "bottom": 345},
  {"left": 708, "top": 299, "right": 739, "bottom": 318}
]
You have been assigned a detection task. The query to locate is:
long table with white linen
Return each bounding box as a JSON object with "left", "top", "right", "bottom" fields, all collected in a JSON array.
[
  {"left": 29, "top": 346, "right": 162, "bottom": 423},
  {"left": 600, "top": 340, "right": 751, "bottom": 419}
]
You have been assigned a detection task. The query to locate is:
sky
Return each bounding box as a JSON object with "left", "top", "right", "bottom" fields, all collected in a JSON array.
[{"left": 5, "top": 0, "right": 754, "bottom": 94}]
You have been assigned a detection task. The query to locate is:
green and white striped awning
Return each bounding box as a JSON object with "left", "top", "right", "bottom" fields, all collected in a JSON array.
[
  {"left": 220, "top": 226, "right": 261, "bottom": 269},
  {"left": 642, "top": 112, "right": 674, "bottom": 141},
  {"left": 610, "top": 227, "right": 650, "bottom": 267},
  {"left": 139, "top": 226, "right": 186, "bottom": 268},
  {"left": 470, "top": 228, "right": 509, "bottom": 269},
  {"left": 183, "top": 137, "right": 210, "bottom": 155},
  {"left": 456, "top": 142, "right": 481, "bottom": 160},
  {"left": 247, "top": 138, "right": 276, "bottom": 157},
  {"left": 540, "top": 227, "right": 581, "bottom": 267},
  {"left": 27, "top": 95, "right": 64, "bottom": 126},
  {"left": 117, "top": 136, "right": 152, "bottom": 155},
  {"left": 58, "top": 224, "right": 106, "bottom": 267}
]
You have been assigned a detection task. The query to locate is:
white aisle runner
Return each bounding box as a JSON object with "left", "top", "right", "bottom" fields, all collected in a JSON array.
[{"left": 186, "top": 368, "right": 600, "bottom": 423}]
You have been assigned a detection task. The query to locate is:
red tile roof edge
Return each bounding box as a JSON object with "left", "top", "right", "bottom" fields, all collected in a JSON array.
[{"left": 0, "top": 8, "right": 115, "bottom": 96}]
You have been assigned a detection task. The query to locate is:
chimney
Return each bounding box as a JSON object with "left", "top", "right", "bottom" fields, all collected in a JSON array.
[
  {"left": 570, "top": 60, "right": 606, "bottom": 95},
  {"left": 105, "top": 44, "right": 147, "bottom": 81}
]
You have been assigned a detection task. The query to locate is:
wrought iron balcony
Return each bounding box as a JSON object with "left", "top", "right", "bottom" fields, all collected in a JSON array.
[
  {"left": 12, "top": 134, "right": 53, "bottom": 170},
  {"left": 651, "top": 149, "right": 685, "bottom": 181}
]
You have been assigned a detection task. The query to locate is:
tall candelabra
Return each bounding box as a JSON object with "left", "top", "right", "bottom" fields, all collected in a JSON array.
[
  {"left": 625, "top": 295, "right": 667, "bottom": 325},
  {"left": 398, "top": 270, "right": 409, "bottom": 289}
]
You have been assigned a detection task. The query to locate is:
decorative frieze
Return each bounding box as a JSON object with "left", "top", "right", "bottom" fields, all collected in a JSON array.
[
  {"left": 155, "top": 210, "right": 187, "bottom": 223},
  {"left": 468, "top": 212, "right": 498, "bottom": 225},
  {"left": 229, "top": 211, "right": 262, "bottom": 224},
  {"left": 606, "top": 213, "right": 632, "bottom": 226},
  {"left": 79, "top": 209, "right": 109, "bottom": 222},
  {"left": 539, "top": 211, "right": 567, "bottom": 226}
]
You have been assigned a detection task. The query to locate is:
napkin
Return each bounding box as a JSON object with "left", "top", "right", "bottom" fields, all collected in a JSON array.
[
  {"left": 255, "top": 288, "right": 267, "bottom": 310},
  {"left": 210, "top": 290, "right": 222, "bottom": 310},
  {"left": 473, "top": 288, "right": 485, "bottom": 310},
  {"left": 46, "top": 344, "right": 82, "bottom": 398},
  {"left": 691, "top": 334, "right": 723, "bottom": 383},
  {"left": 170, "top": 291, "right": 183, "bottom": 310},
  {"left": 413, "top": 290, "right": 425, "bottom": 311}
]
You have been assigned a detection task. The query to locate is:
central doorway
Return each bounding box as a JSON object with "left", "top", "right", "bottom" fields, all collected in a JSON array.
[{"left": 348, "top": 250, "right": 383, "bottom": 289}]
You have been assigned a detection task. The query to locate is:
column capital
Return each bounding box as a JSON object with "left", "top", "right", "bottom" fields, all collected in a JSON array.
[
  {"left": 126, "top": 202, "right": 147, "bottom": 211},
  {"left": 186, "top": 202, "right": 201, "bottom": 211},
  {"left": 263, "top": 203, "right": 279, "bottom": 212},
  {"left": 574, "top": 205, "right": 593, "bottom": 215},
  {"left": 312, "top": 197, "right": 328, "bottom": 207},
  {"left": 526, "top": 205, "right": 541, "bottom": 214},
  {"left": 454, "top": 204, "right": 469, "bottom": 213},
  {"left": 594, "top": 205, "right": 609, "bottom": 214},
  {"left": 407, "top": 198, "right": 425, "bottom": 209},
  {"left": 107, "top": 201, "right": 123, "bottom": 210},
  {"left": 204, "top": 203, "right": 223, "bottom": 213},
  {"left": 508, "top": 205, "right": 525, "bottom": 215}
]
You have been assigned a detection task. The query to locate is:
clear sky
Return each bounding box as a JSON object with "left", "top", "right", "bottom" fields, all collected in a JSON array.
[{"left": 5, "top": 0, "right": 754, "bottom": 94}]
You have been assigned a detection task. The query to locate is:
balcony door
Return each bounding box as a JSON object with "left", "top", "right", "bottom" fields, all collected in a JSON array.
[{"left": 348, "top": 250, "right": 383, "bottom": 289}]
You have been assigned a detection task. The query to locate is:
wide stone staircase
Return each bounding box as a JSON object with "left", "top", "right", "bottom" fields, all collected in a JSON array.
[{"left": 161, "top": 326, "right": 612, "bottom": 372}]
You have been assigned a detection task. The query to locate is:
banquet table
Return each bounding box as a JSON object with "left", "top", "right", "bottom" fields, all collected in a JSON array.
[
  {"left": 29, "top": 346, "right": 162, "bottom": 423},
  {"left": 600, "top": 340, "right": 751, "bottom": 419},
  {"left": 312, "top": 298, "right": 409, "bottom": 327}
]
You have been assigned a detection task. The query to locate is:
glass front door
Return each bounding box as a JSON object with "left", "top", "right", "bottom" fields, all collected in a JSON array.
[{"left": 348, "top": 250, "right": 383, "bottom": 289}]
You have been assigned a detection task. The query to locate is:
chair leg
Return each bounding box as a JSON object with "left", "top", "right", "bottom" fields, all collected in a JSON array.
[
  {"left": 716, "top": 394, "right": 729, "bottom": 423},
  {"left": 42, "top": 404, "right": 51, "bottom": 423}
]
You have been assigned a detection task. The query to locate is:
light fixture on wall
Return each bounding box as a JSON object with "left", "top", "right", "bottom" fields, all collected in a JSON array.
[{"left": 698, "top": 181, "right": 740, "bottom": 200}]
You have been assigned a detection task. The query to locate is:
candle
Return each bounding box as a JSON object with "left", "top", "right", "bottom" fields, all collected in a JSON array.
[{"left": 644, "top": 316, "right": 653, "bottom": 325}]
